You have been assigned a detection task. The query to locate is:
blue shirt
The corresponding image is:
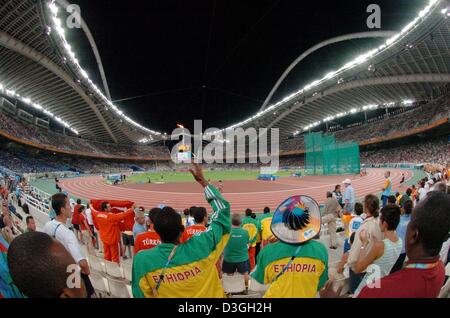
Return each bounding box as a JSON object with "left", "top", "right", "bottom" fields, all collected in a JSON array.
[
  {"left": 344, "top": 186, "right": 355, "bottom": 204},
  {"left": 132, "top": 222, "right": 147, "bottom": 240},
  {"left": 396, "top": 214, "right": 411, "bottom": 254}
]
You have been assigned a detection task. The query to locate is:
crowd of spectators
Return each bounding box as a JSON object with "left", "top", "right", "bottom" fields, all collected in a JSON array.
[
  {"left": 1, "top": 163, "right": 449, "bottom": 299},
  {"left": 361, "top": 137, "right": 450, "bottom": 168},
  {"left": 0, "top": 112, "right": 170, "bottom": 159},
  {"left": 280, "top": 95, "right": 449, "bottom": 153}
]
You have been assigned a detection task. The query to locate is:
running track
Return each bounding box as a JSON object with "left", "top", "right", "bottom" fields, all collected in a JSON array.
[{"left": 60, "top": 168, "right": 413, "bottom": 212}]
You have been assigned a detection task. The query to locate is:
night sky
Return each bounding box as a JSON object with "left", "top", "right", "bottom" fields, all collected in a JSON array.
[{"left": 67, "top": 0, "right": 425, "bottom": 134}]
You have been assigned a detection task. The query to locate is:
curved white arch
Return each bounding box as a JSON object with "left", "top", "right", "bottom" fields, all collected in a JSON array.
[
  {"left": 259, "top": 31, "right": 398, "bottom": 112},
  {"left": 266, "top": 73, "right": 450, "bottom": 130},
  {"left": 0, "top": 30, "right": 117, "bottom": 142},
  {"left": 55, "top": 0, "right": 112, "bottom": 100}
]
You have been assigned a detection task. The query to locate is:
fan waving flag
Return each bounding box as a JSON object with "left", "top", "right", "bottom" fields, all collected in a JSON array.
[{"left": 90, "top": 200, "right": 135, "bottom": 232}]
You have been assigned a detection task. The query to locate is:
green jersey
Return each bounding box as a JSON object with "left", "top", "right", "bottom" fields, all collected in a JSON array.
[{"left": 223, "top": 227, "right": 249, "bottom": 263}]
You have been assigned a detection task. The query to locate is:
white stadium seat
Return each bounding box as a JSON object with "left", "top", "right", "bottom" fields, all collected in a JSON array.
[
  {"left": 90, "top": 272, "right": 110, "bottom": 298},
  {"left": 121, "top": 261, "right": 132, "bottom": 282},
  {"left": 107, "top": 277, "right": 132, "bottom": 298},
  {"left": 104, "top": 260, "right": 124, "bottom": 279},
  {"left": 221, "top": 274, "right": 246, "bottom": 294},
  {"left": 88, "top": 255, "right": 105, "bottom": 273}
]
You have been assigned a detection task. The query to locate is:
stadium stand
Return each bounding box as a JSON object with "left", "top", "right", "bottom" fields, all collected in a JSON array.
[{"left": 0, "top": 0, "right": 449, "bottom": 301}]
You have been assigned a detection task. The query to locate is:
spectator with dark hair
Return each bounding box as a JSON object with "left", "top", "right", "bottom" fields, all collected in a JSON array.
[
  {"left": 0, "top": 235, "right": 25, "bottom": 298},
  {"left": 332, "top": 184, "right": 344, "bottom": 208},
  {"left": 134, "top": 208, "right": 162, "bottom": 254},
  {"left": 322, "top": 191, "right": 340, "bottom": 250},
  {"left": 397, "top": 188, "right": 412, "bottom": 208},
  {"left": 222, "top": 214, "right": 250, "bottom": 290},
  {"left": 7, "top": 232, "right": 87, "bottom": 298},
  {"left": 260, "top": 207, "right": 274, "bottom": 249},
  {"left": 132, "top": 163, "right": 231, "bottom": 298},
  {"left": 184, "top": 206, "right": 196, "bottom": 227},
  {"left": 94, "top": 201, "right": 135, "bottom": 263},
  {"left": 182, "top": 209, "right": 190, "bottom": 226},
  {"left": 344, "top": 202, "right": 365, "bottom": 254},
  {"left": 391, "top": 200, "right": 414, "bottom": 273},
  {"left": 387, "top": 195, "right": 397, "bottom": 205},
  {"left": 353, "top": 204, "right": 402, "bottom": 297},
  {"left": 347, "top": 194, "right": 382, "bottom": 293},
  {"left": 71, "top": 199, "right": 82, "bottom": 243},
  {"left": 180, "top": 207, "right": 208, "bottom": 243},
  {"left": 43, "top": 192, "right": 94, "bottom": 297},
  {"left": 242, "top": 208, "right": 258, "bottom": 271},
  {"left": 25, "top": 216, "right": 36, "bottom": 233},
  {"left": 78, "top": 206, "right": 96, "bottom": 255},
  {"left": 356, "top": 192, "right": 450, "bottom": 297}
]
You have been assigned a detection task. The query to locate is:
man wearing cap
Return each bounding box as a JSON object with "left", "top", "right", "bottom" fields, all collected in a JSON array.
[
  {"left": 249, "top": 196, "right": 328, "bottom": 298},
  {"left": 342, "top": 179, "right": 355, "bottom": 215}
]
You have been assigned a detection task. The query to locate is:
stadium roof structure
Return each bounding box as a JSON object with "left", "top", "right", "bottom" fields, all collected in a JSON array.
[
  {"left": 210, "top": 0, "right": 450, "bottom": 139},
  {"left": 0, "top": 1, "right": 449, "bottom": 145},
  {"left": 0, "top": 0, "right": 166, "bottom": 144}
]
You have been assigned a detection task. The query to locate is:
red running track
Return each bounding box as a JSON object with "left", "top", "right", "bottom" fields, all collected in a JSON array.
[{"left": 60, "top": 168, "right": 413, "bottom": 212}]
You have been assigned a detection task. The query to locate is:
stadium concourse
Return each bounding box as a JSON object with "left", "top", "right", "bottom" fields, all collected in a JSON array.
[{"left": 59, "top": 169, "right": 412, "bottom": 212}]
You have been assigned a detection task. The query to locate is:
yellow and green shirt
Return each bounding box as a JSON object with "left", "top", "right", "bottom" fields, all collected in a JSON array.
[
  {"left": 132, "top": 185, "right": 230, "bottom": 298},
  {"left": 242, "top": 217, "right": 258, "bottom": 247},
  {"left": 250, "top": 240, "right": 328, "bottom": 298},
  {"left": 259, "top": 213, "right": 274, "bottom": 241}
]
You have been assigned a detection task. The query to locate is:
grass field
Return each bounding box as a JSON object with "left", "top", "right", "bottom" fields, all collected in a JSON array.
[{"left": 127, "top": 169, "right": 298, "bottom": 184}]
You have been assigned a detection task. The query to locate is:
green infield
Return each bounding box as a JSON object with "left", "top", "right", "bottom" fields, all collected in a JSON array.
[{"left": 127, "top": 169, "right": 299, "bottom": 184}]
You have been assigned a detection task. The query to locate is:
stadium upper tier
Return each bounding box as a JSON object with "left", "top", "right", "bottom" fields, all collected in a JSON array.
[
  {"left": 0, "top": 0, "right": 166, "bottom": 144},
  {"left": 213, "top": 0, "right": 450, "bottom": 138},
  {"left": 0, "top": 110, "right": 170, "bottom": 160},
  {"left": 0, "top": 1, "right": 449, "bottom": 145},
  {"left": 279, "top": 94, "right": 450, "bottom": 154},
  {"left": 0, "top": 93, "right": 448, "bottom": 161}
]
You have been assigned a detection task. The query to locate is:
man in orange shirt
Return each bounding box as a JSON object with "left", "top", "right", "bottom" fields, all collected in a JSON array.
[
  {"left": 134, "top": 208, "right": 162, "bottom": 254},
  {"left": 180, "top": 207, "right": 208, "bottom": 243},
  {"left": 94, "top": 202, "right": 134, "bottom": 263}
]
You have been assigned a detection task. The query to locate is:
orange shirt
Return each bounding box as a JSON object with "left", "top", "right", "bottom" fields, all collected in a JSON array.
[
  {"left": 134, "top": 231, "right": 161, "bottom": 254},
  {"left": 94, "top": 209, "right": 134, "bottom": 245},
  {"left": 180, "top": 224, "right": 207, "bottom": 243}
]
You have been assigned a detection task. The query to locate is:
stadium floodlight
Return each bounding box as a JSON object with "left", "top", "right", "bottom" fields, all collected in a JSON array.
[
  {"left": 0, "top": 83, "right": 3, "bottom": 91},
  {"left": 6, "top": 89, "right": 15, "bottom": 96},
  {"left": 22, "top": 97, "right": 31, "bottom": 104},
  {"left": 49, "top": 2, "right": 58, "bottom": 14},
  {"left": 402, "top": 100, "right": 414, "bottom": 106},
  {"left": 442, "top": 8, "right": 448, "bottom": 14},
  {"left": 80, "top": 70, "right": 89, "bottom": 79},
  {"left": 350, "top": 108, "right": 358, "bottom": 114}
]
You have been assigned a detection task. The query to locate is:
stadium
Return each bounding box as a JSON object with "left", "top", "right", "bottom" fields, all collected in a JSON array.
[{"left": 0, "top": 0, "right": 449, "bottom": 302}]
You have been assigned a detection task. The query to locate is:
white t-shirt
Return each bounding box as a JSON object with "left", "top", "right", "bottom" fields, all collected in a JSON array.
[
  {"left": 85, "top": 208, "right": 94, "bottom": 226},
  {"left": 349, "top": 216, "right": 364, "bottom": 236},
  {"left": 43, "top": 219, "right": 85, "bottom": 264},
  {"left": 418, "top": 188, "right": 428, "bottom": 201}
]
